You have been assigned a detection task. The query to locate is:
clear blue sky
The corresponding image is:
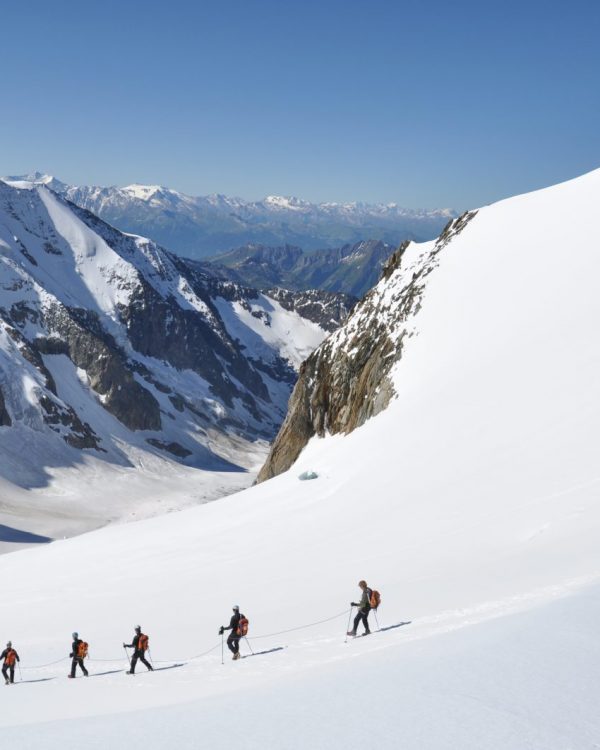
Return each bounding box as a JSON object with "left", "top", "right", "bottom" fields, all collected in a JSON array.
[{"left": 1, "top": 0, "right": 599, "bottom": 208}]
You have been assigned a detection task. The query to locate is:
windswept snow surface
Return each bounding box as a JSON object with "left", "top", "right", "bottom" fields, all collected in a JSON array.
[{"left": 1, "top": 169, "right": 600, "bottom": 747}]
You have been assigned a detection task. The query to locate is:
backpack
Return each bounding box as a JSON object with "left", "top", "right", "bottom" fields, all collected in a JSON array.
[
  {"left": 77, "top": 641, "right": 89, "bottom": 659},
  {"left": 5, "top": 649, "right": 16, "bottom": 667},
  {"left": 237, "top": 616, "right": 249, "bottom": 637},
  {"left": 369, "top": 590, "right": 381, "bottom": 610},
  {"left": 138, "top": 634, "right": 149, "bottom": 652}
]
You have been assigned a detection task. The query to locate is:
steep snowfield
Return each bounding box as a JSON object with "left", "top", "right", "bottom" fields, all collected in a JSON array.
[{"left": 1, "top": 169, "right": 599, "bottom": 747}]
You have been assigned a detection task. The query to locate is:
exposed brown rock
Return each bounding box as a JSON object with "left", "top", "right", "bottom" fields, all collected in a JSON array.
[{"left": 257, "top": 211, "right": 477, "bottom": 482}]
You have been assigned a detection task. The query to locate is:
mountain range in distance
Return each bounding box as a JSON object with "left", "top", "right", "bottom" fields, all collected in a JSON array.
[{"left": 3, "top": 173, "right": 457, "bottom": 260}]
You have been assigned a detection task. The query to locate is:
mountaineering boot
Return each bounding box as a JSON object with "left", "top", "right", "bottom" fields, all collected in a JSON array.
[
  {"left": 126, "top": 670, "right": 134, "bottom": 674},
  {"left": 4, "top": 679, "right": 8, "bottom": 685},
  {"left": 67, "top": 675, "right": 75, "bottom": 679},
  {"left": 346, "top": 630, "right": 357, "bottom": 637}
]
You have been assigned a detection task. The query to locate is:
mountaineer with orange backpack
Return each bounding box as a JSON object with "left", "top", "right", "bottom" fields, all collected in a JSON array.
[
  {"left": 123, "top": 625, "right": 153, "bottom": 674},
  {"left": 68, "top": 632, "right": 89, "bottom": 678},
  {"left": 219, "top": 605, "right": 248, "bottom": 660},
  {"left": 347, "top": 580, "right": 381, "bottom": 637},
  {"left": 1, "top": 641, "right": 20, "bottom": 685}
]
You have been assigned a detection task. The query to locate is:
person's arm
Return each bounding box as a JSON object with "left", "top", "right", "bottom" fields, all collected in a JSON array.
[
  {"left": 0, "top": 649, "right": 6, "bottom": 660},
  {"left": 15, "top": 651, "right": 20, "bottom": 662},
  {"left": 224, "top": 616, "right": 236, "bottom": 631}
]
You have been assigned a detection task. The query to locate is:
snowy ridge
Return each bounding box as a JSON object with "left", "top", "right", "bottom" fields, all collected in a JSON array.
[{"left": 0, "top": 169, "right": 598, "bottom": 747}]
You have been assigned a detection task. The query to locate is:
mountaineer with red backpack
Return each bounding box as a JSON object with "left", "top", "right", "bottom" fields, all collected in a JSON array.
[
  {"left": 347, "top": 580, "right": 381, "bottom": 637},
  {"left": 219, "top": 605, "right": 248, "bottom": 660},
  {"left": 1, "top": 641, "right": 20, "bottom": 685},
  {"left": 123, "top": 625, "right": 153, "bottom": 674},
  {"left": 68, "top": 632, "right": 89, "bottom": 678}
]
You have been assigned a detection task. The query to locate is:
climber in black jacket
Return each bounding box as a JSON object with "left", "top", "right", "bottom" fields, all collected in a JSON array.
[
  {"left": 123, "top": 625, "right": 153, "bottom": 674},
  {"left": 68, "top": 632, "right": 89, "bottom": 678},
  {"left": 219, "top": 606, "right": 244, "bottom": 660}
]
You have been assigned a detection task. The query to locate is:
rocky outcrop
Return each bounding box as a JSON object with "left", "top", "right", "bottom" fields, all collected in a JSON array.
[
  {"left": 257, "top": 212, "right": 477, "bottom": 482},
  {"left": 0, "top": 386, "right": 11, "bottom": 426},
  {"left": 36, "top": 307, "right": 162, "bottom": 432}
]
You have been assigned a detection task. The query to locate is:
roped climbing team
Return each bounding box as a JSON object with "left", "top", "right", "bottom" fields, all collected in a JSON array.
[{"left": 2, "top": 580, "right": 380, "bottom": 681}]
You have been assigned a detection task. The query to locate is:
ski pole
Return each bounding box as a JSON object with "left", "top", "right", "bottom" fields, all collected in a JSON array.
[
  {"left": 123, "top": 645, "right": 131, "bottom": 670},
  {"left": 373, "top": 609, "right": 381, "bottom": 632},
  {"left": 148, "top": 648, "right": 155, "bottom": 668},
  {"left": 18, "top": 662, "right": 23, "bottom": 683},
  {"left": 344, "top": 606, "right": 354, "bottom": 643},
  {"left": 244, "top": 637, "right": 254, "bottom": 656},
  {"left": 221, "top": 632, "right": 224, "bottom": 665}
]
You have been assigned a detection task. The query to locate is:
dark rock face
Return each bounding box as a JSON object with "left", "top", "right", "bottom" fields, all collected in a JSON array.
[
  {"left": 146, "top": 438, "right": 192, "bottom": 458},
  {"left": 37, "top": 307, "right": 162, "bottom": 432},
  {"left": 257, "top": 212, "right": 477, "bottom": 482},
  {"left": 0, "top": 387, "right": 11, "bottom": 426}
]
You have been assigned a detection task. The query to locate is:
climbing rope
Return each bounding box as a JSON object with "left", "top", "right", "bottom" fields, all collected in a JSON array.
[{"left": 18, "top": 608, "right": 352, "bottom": 673}]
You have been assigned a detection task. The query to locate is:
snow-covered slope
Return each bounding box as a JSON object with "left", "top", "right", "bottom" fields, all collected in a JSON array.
[
  {"left": 3, "top": 172, "right": 456, "bottom": 257},
  {"left": 0, "top": 168, "right": 599, "bottom": 748},
  {"left": 0, "top": 179, "right": 341, "bottom": 541}
]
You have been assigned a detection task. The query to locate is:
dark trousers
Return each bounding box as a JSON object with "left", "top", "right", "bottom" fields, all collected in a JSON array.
[
  {"left": 2, "top": 664, "right": 15, "bottom": 683},
  {"left": 353, "top": 608, "right": 371, "bottom": 634},
  {"left": 130, "top": 649, "right": 153, "bottom": 673},
  {"left": 227, "top": 633, "right": 241, "bottom": 654},
  {"left": 70, "top": 657, "right": 88, "bottom": 677}
]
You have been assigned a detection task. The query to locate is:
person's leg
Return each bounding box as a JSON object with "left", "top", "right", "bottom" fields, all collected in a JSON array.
[
  {"left": 227, "top": 634, "right": 236, "bottom": 654},
  {"left": 70, "top": 657, "right": 78, "bottom": 677},
  {"left": 362, "top": 609, "right": 371, "bottom": 634},
  {"left": 232, "top": 637, "right": 240, "bottom": 654},
  {"left": 78, "top": 658, "right": 88, "bottom": 676},
  {"left": 129, "top": 652, "right": 139, "bottom": 673},
  {"left": 9, "top": 665, "right": 15, "bottom": 683},
  {"left": 140, "top": 652, "right": 153, "bottom": 671},
  {"left": 2, "top": 664, "right": 8, "bottom": 683},
  {"left": 352, "top": 610, "right": 363, "bottom": 633}
]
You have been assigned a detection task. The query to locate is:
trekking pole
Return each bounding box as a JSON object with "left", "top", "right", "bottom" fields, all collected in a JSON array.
[
  {"left": 244, "top": 637, "right": 254, "bottom": 656},
  {"left": 123, "top": 646, "right": 131, "bottom": 670},
  {"left": 18, "top": 663, "right": 23, "bottom": 683},
  {"left": 373, "top": 609, "right": 381, "bottom": 632},
  {"left": 221, "top": 632, "right": 224, "bottom": 665},
  {"left": 148, "top": 648, "right": 155, "bottom": 668},
  {"left": 344, "top": 606, "right": 354, "bottom": 643}
]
